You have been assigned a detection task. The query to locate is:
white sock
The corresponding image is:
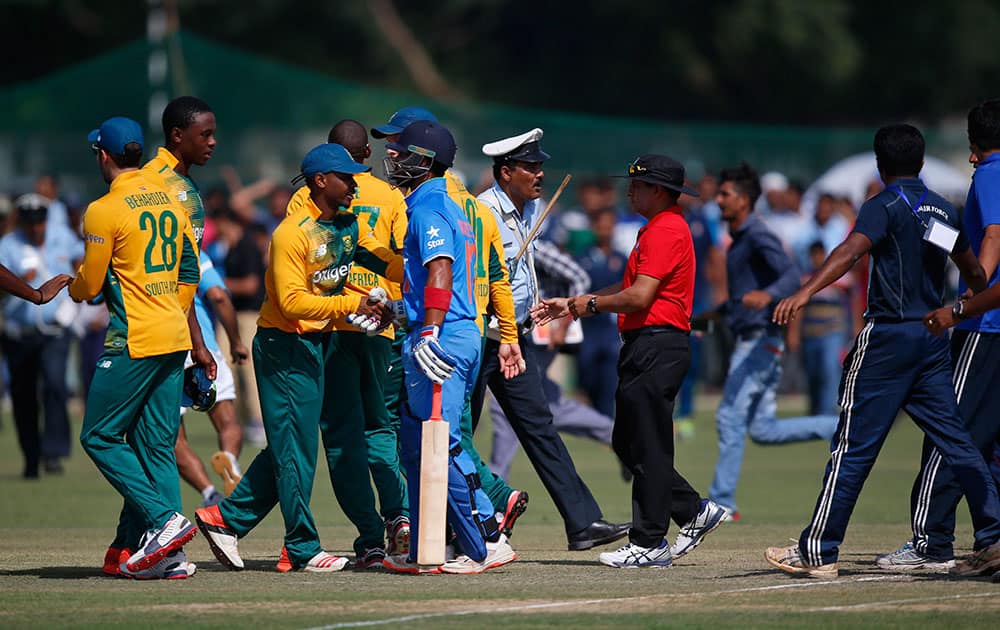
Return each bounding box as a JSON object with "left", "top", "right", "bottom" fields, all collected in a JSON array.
[
  {"left": 225, "top": 451, "right": 242, "bottom": 477},
  {"left": 201, "top": 485, "right": 217, "bottom": 501}
]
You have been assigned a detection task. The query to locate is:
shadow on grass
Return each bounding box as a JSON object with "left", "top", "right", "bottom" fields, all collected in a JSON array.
[
  {"left": 520, "top": 559, "right": 622, "bottom": 567},
  {"left": 1, "top": 566, "right": 104, "bottom": 579}
]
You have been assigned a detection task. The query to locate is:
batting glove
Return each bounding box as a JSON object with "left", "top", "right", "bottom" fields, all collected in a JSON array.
[
  {"left": 411, "top": 325, "right": 456, "bottom": 384},
  {"left": 347, "top": 300, "right": 407, "bottom": 335}
]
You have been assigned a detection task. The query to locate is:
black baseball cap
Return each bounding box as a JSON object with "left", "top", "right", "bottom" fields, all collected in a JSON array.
[{"left": 615, "top": 154, "right": 699, "bottom": 197}]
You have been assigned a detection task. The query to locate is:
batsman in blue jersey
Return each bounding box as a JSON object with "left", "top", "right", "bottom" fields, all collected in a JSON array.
[{"left": 381, "top": 120, "right": 516, "bottom": 575}]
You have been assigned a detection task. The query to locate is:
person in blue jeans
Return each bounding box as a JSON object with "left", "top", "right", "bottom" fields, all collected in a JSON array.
[
  {"left": 793, "top": 241, "right": 849, "bottom": 415},
  {"left": 698, "top": 163, "right": 838, "bottom": 520}
]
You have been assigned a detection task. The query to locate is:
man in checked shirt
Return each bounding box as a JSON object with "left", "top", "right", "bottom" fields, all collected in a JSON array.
[{"left": 487, "top": 238, "right": 616, "bottom": 481}]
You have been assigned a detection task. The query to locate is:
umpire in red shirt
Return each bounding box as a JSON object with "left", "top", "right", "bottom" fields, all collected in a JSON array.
[{"left": 532, "top": 155, "right": 725, "bottom": 567}]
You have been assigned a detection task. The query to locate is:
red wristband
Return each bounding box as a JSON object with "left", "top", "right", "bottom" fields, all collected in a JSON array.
[{"left": 424, "top": 286, "right": 452, "bottom": 312}]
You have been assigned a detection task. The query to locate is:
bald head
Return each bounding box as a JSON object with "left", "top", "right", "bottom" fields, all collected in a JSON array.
[{"left": 328, "top": 120, "right": 370, "bottom": 163}]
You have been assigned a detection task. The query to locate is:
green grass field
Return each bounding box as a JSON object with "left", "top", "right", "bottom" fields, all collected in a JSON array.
[{"left": 1, "top": 396, "right": 997, "bottom": 628}]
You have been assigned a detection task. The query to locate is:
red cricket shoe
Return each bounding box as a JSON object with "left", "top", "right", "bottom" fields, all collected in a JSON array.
[
  {"left": 102, "top": 547, "right": 132, "bottom": 576},
  {"left": 276, "top": 546, "right": 293, "bottom": 573}
]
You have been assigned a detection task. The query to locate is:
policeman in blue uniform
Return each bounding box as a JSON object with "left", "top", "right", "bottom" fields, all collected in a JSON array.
[
  {"left": 878, "top": 99, "right": 1000, "bottom": 571},
  {"left": 474, "top": 128, "right": 629, "bottom": 551},
  {"left": 765, "top": 123, "right": 1000, "bottom": 578}
]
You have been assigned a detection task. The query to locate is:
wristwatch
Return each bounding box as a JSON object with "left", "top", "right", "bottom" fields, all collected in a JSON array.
[
  {"left": 952, "top": 300, "right": 967, "bottom": 320},
  {"left": 586, "top": 295, "right": 600, "bottom": 315}
]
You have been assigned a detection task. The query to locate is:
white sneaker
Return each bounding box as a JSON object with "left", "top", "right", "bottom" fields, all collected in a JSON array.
[
  {"left": 875, "top": 541, "right": 954, "bottom": 571},
  {"left": 599, "top": 540, "right": 672, "bottom": 568},
  {"left": 125, "top": 512, "right": 197, "bottom": 572},
  {"left": 440, "top": 535, "right": 517, "bottom": 574},
  {"left": 194, "top": 505, "right": 244, "bottom": 570},
  {"left": 303, "top": 551, "right": 349, "bottom": 573},
  {"left": 671, "top": 499, "right": 727, "bottom": 558},
  {"left": 120, "top": 549, "right": 196, "bottom": 580}
]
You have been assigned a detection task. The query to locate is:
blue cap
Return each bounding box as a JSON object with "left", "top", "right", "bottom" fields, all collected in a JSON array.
[
  {"left": 371, "top": 106, "right": 438, "bottom": 138},
  {"left": 387, "top": 120, "right": 457, "bottom": 169},
  {"left": 87, "top": 116, "right": 143, "bottom": 154},
  {"left": 293, "top": 143, "right": 370, "bottom": 184}
]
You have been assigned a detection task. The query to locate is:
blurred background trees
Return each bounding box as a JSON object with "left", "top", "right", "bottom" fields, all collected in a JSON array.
[{"left": 4, "top": 0, "right": 1000, "bottom": 125}]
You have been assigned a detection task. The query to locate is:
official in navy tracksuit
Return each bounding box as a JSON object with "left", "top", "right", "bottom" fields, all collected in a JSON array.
[
  {"left": 765, "top": 123, "right": 1000, "bottom": 578},
  {"left": 878, "top": 99, "right": 1000, "bottom": 570}
]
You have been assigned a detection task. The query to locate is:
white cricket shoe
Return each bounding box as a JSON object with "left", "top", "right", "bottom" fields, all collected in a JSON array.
[
  {"left": 120, "top": 549, "right": 196, "bottom": 580},
  {"left": 599, "top": 539, "right": 672, "bottom": 568},
  {"left": 125, "top": 512, "right": 197, "bottom": 572},
  {"left": 671, "top": 499, "right": 727, "bottom": 558},
  {"left": 194, "top": 505, "right": 244, "bottom": 570},
  {"left": 440, "top": 535, "right": 517, "bottom": 574},
  {"left": 303, "top": 551, "right": 349, "bottom": 573}
]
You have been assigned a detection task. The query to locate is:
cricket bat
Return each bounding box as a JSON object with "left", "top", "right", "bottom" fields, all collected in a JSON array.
[{"left": 417, "top": 383, "right": 448, "bottom": 569}]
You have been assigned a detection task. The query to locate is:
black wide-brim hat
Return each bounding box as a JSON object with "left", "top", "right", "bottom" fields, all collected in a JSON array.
[{"left": 613, "top": 154, "right": 699, "bottom": 197}]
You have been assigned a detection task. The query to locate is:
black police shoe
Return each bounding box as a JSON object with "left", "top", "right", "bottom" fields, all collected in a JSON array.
[{"left": 567, "top": 520, "right": 631, "bottom": 551}]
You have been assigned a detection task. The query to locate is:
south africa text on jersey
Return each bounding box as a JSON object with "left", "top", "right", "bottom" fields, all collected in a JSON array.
[{"left": 145, "top": 280, "right": 178, "bottom": 296}]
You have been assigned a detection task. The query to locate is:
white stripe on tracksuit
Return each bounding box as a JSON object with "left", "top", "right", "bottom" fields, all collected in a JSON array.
[
  {"left": 911, "top": 331, "right": 980, "bottom": 552},
  {"left": 805, "top": 321, "right": 874, "bottom": 566}
]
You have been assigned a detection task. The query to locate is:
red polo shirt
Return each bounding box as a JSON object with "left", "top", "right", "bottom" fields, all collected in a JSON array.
[{"left": 618, "top": 206, "right": 695, "bottom": 332}]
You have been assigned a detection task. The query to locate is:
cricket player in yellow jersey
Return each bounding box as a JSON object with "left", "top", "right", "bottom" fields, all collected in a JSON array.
[
  {"left": 75, "top": 117, "right": 201, "bottom": 579},
  {"left": 195, "top": 143, "right": 401, "bottom": 573},
  {"left": 140, "top": 95, "right": 217, "bottom": 373},
  {"left": 286, "top": 120, "right": 410, "bottom": 567},
  {"left": 140, "top": 97, "right": 244, "bottom": 499}
]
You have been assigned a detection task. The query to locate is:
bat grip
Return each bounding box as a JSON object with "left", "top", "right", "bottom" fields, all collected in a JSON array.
[{"left": 430, "top": 383, "right": 443, "bottom": 422}]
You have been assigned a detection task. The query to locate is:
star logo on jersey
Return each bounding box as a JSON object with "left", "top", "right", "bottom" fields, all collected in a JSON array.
[{"left": 426, "top": 225, "right": 445, "bottom": 249}]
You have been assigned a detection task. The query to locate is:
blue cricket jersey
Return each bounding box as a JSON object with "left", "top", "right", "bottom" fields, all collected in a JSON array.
[
  {"left": 958, "top": 153, "right": 1000, "bottom": 332},
  {"left": 194, "top": 251, "right": 225, "bottom": 353},
  {"left": 402, "top": 178, "right": 478, "bottom": 325},
  {"left": 853, "top": 177, "right": 969, "bottom": 322}
]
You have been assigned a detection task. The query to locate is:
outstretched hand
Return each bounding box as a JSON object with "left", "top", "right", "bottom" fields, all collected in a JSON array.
[
  {"left": 530, "top": 298, "right": 570, "bottom": 326},
  {"left": 36, "top": 274, "right": 73, "bottom": 304}
]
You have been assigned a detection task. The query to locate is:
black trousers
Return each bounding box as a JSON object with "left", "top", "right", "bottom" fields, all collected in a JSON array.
[
  {"left": 472, "top": 336, "right": 602, "bottom": 535},
  {"left": 614, "top": 330, "right": 701, "bottom": 547},
  {"left": 1, "top": 330, "right": 72, "bottom": 476}
]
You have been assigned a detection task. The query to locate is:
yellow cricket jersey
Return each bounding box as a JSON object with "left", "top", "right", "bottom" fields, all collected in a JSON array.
[
  {"left": 445, "top": 171, "right": 519, "bottom": 344},
  {"left": 286, "top": 173, "right": 407, "bottom": 338},
  {"left": 69, "top": 170, "right": 200, "bottom": 358},
  {"left": 260, "top": 194, "right": 403, "bottom": 334},
  {"left": 141, "top": 147, "right": 206, "bottom": 247}
]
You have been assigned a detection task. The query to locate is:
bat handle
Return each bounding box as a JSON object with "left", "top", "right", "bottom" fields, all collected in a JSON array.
[{"left": 430, "top": 383, "right": 443, "bottom": 422}]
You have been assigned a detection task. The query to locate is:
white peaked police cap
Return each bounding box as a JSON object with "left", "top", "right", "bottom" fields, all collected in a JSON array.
[{"left": 482, "top": 128, "right": 550, "bottom": 163}]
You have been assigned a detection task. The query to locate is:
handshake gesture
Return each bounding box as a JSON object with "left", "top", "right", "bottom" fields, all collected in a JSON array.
[{"left": 347, "top": 287, "right": 407, "bottom": 335}]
